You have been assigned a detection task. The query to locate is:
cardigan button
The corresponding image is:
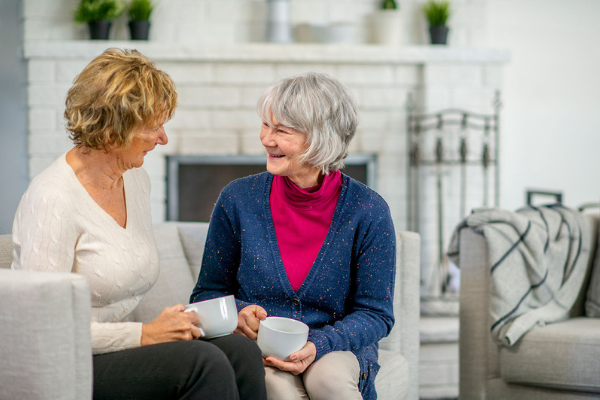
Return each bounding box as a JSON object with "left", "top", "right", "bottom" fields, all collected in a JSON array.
[{"left": 292, "top": 298, "right": 300, "bottom": 306}]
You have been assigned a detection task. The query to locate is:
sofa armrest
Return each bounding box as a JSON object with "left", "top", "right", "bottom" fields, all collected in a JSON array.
[
  {"left": 0, "top": 269, "right": 93, "bottom": 400},
  {"left": 459, "top": 228, "right": 501, "bottom": 400},
  {"left": 398, "top": 231, "right": 421, "bottom": 400},
  {"left": 378, "top": 231, "right": 420, "bottom": 400}
]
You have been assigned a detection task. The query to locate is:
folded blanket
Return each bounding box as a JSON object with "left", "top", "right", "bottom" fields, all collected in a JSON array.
[{"left": 448, "top": 205, "right": 592, "bottom": 346}]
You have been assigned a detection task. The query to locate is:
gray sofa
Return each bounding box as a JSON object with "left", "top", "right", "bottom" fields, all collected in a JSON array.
[
  {"left": 0, "top": 222, "right": 420, "bottom": 400},
  {"left": 458, "top": 212, "right": 600, "bottom": 400}
]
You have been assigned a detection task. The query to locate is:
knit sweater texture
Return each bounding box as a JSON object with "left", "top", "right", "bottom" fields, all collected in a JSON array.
[
  {"left": 11, "top": 153, "right": 159, "bottom": 355},
  {"left": 190, "top": 171, "right": 396, "bottom": 399}
]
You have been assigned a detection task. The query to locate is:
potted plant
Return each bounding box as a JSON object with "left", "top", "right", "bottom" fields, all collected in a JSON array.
[
  {"left": 369, "top": 0, "right": 402, "bottom": 45},
  {"left": 74, "top": 0, "right": 125, "bottom": 40},
  {"left": 128, "top": 0, "right": 154, "bottom": 40},
  {"left": 422, "top": 0, "right": 451, "bottom": 45},
  {"left": 381, "top": 0, "right": 397, "bottom": 10}
]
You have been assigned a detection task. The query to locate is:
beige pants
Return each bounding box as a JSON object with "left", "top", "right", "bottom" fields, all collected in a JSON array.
[{"left": 264, "top": 351, "right": 363, "bottom": 400}]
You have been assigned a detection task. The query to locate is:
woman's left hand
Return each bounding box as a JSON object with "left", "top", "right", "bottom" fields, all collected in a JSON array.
[{"left": 263, "top": 341, "right": 317, "bottom": 375}]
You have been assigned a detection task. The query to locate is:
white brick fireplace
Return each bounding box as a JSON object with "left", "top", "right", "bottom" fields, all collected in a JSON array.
[{"left": 25, "top": 41, "right": 508, "bottom": 233}]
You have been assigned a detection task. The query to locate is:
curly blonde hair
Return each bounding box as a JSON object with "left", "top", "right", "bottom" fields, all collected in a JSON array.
[{"left": 64, "top": 48, "right": 177, "bottom": 151}]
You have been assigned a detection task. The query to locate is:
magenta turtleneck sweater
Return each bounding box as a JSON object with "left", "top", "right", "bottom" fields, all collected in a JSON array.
[{"left": 270, "top": 170, "right": 342, "bottom": 292}]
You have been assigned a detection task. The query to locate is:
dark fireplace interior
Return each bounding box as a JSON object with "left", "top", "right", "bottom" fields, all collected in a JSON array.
[{"left": 167, "top": 155, "right": 377, "bottom": 222}]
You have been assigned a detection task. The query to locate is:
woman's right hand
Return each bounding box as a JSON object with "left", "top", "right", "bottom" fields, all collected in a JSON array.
[
  {"left": 141, "top": 304, "right": 202, "bottom": 346},
  {"left": 235, "top": 305, "right": 267, "bottom": 340}
]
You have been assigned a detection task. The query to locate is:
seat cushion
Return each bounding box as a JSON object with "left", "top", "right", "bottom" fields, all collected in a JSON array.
[
  {"left": 500, "top": 317, "right": 600, "bottom": 393},
  {"left": 375, "top": 350, "right": 409, "bottom": 400}
]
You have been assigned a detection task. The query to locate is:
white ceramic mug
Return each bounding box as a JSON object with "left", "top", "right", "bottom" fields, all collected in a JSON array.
[
  {"left": 256, "top": 316, "right": 309, "bottom": 360},
  {"left": 185, "top": 295, "right": 238, "bottom": 339}
]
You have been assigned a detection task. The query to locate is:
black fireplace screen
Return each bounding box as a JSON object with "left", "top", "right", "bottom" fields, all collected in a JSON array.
[{"left": 167, "top": 154, "right": 377, "bottom": 222}]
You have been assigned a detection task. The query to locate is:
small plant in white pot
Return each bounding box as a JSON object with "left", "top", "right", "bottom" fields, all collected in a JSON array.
[
  {"left": 74, "top": 0, "right": 125, "bottom": 40},
  {"left": 128, "top": 0, "right": 154, "bottom": 40},
  {"left": 422, "top": 0, "right": 451, "bottom": 45},
  {"left": 370, "top": 0, "right": 402, "bottom": 45}
]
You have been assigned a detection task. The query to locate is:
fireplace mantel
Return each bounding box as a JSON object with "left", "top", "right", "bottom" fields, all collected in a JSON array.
[{"left": 25, "top": 41, "right": 510, "bottom": 64}]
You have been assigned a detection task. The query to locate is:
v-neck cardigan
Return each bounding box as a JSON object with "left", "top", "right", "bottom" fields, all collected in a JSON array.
[{"left": 190, "top": 172, "right": 396, "bottom": 399}]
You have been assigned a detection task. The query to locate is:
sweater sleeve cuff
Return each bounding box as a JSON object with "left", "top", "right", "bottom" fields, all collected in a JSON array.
[
  {"left": 308, "top": 329, "right": 332, "bottom": 361},
  {"left": 91, "top": 321, "right": 143, "bottom": 355}
]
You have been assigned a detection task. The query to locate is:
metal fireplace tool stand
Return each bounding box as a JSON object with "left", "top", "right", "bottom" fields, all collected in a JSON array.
[{"left": 406, "top": 92, "right": 502, "bottom": 311}]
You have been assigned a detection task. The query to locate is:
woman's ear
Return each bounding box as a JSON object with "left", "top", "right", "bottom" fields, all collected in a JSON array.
[{"left": 103, "top": 129, "right": 120, "bottom": 151}]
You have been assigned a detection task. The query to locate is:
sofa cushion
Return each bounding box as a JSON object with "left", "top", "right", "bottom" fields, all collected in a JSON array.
[
  {"left": 130, "top": 224, "right": 195, "bottom": 324},
  {"left": 585, "top": 213, "right": 600, "bottom": 317},
  {"left": 175, "top": 222, "right": 209, "bottom": 281},
  {"left": 500, "top": 317, "right": 600, "bottom": 393}
]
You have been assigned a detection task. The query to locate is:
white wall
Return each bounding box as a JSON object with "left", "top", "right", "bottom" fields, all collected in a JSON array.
[
  {"left": 487, "top": 0, "right": 600, "bottom": 210},
  {"left": 0, "top": 0, "right": 29, "bottom": 234}
]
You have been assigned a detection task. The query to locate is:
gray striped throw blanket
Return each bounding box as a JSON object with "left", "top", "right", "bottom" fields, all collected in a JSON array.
[{"left": 447, "top": 205, "right": 593, "bottom": 346}]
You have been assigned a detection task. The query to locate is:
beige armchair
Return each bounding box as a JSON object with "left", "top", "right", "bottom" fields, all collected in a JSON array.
[{"left": 458, "top": 212, "right": 600, "bottom": 400}]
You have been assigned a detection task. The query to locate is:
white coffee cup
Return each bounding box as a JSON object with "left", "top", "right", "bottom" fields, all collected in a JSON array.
[
  {"left": 185, "top": 295, "right": 238, "bottom": 339},
  {"left": 256, "top": 316, "right": 309, "bottom": 360}
]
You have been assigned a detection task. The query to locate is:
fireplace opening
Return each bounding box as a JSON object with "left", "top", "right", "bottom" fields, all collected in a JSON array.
[{"left": 167, "top": 154, "right": 377, "bottom": 222}]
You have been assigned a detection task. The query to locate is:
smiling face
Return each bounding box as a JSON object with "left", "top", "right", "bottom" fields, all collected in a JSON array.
[
  {"left": 260, "top": 115, "right": 321, "bottom": 188},
  {"left": 119, "top": 119, "right": 168, "bottom": 169}
]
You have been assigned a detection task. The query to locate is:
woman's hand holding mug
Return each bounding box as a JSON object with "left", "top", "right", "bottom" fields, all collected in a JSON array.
[
  {"left": 263, "top": 341, "right": 317, "bottom": 375},
  {"left": 235, "top": 304, "right": 267, "bottom": 340},
  {"left": 141, "top": 304, "right": 202, "bottom": 345}
]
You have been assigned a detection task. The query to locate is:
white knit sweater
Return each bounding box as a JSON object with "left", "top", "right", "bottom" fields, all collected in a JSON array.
[{"left": 11, "top": 153, "right": 160, "bottom": 355}]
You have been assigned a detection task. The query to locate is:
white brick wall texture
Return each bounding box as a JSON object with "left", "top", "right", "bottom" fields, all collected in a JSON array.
[
  {"left": 28, "top": 61, "right": 56, "bottom": 82},
  {"left": 419, "top": 342, "right": 459, "bottom": 399}
]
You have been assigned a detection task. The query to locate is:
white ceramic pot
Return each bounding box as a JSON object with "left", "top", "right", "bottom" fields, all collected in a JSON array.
[
  {"left": 369, "top": 10, "right": 402, "bottom": 45},
  {"left": 266, "top": 0, "right": 292, "bottom": 43}
]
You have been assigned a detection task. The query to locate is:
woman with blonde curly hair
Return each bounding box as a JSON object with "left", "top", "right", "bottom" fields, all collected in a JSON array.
[{"left": 12, "top": 48, "right": 266, "bottom": 400}]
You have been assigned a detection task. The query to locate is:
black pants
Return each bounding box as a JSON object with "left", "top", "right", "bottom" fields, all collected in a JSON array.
[{"left": 93, "top": 334, "right": 267, "bottom": 400}]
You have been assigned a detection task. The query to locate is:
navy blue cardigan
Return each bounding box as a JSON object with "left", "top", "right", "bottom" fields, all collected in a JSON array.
[{"left": 191, "top": 172, "right": 396, "bottom": 399}]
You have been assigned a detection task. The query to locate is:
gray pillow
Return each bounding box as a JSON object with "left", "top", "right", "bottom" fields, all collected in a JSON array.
[{"left": 131, "top": 224, "right": 195, "bottom": 324}]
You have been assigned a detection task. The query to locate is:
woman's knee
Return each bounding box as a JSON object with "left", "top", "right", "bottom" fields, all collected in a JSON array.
[
  {"left": 303, "top": 352, "right": 361, "bottom": 400},
  {"left": 264, "top": 366, "right": 307, "bottom": 400},
  {"left": 210, "top": 334, "right": 264, "bottom": 366},
  {"left": 184, "top": 340, "right": 235, "bottom": 375}
]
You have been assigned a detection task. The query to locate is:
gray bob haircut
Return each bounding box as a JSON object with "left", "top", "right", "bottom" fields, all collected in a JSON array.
[{"left": 257, "top": 72, "right": 358, "bottom": 174}]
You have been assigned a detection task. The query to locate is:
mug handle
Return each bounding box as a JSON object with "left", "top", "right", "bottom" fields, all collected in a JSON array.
[{"left": 184, "top": 309, "right": 205, "bottom": 337}]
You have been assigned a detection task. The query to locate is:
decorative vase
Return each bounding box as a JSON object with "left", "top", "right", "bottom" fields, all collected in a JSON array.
[
  {"left": 429, "top": 25, "right": 449, "bottom": 45},
  {"left": 87, "top": 20, "right": 112, "bottom": 40},
  {"left": 129, "top": 20, "right": 150, "bottom": 40},
  {"left": 369, "top": 9, "right": 402, "bottom": 45},
  {"left": 266, "top": 0, "right": 292, "bottom": 43}
]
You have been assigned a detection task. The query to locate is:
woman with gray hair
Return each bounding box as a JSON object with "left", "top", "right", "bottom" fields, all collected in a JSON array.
[{"left": 191, "top": 72, "right": 396, "bottom": 400}]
